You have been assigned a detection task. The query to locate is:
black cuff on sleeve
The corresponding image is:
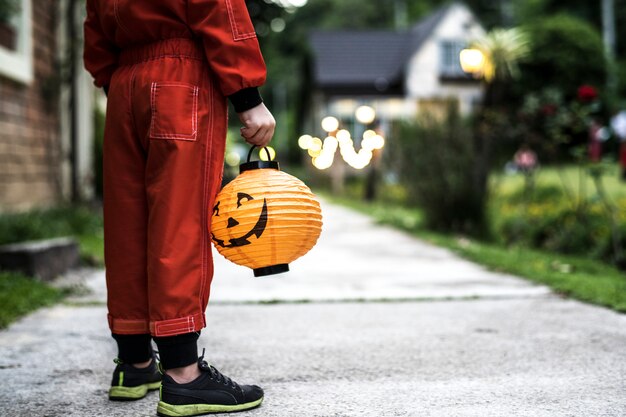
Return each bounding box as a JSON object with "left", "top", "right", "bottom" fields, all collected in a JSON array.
[{"left": 228, "top": 87, "right": 263, "bottom": 113}]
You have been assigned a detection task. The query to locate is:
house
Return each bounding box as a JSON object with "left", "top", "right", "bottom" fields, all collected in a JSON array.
[
  {"left": 0, "top": 0, "right": 95, "bottom": 212},
  {"left": 308, "top": 2, "right": 485, "bottom": 131}
]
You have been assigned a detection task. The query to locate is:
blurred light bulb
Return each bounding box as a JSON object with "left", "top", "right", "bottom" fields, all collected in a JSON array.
[
  {"left": 308, "top": 148, "right": 321, "bottom": 158},
  {"left": 270, "top": 18, "right": 286, "bottom": 32},
  {"left": 278, "top": 0, "right": 308, "bottom": 7},
  {"left": 225, "top": 151, "right": 240, "bottom": 167},
  {"left": 363, "top": 129, "right": 376, "bottom": 139},
  {"left": 355, "top": 105, "right": 376, "bottom": 124},
  {"left": 371, "top": 135, "right": 385, "bottom": 150},
  {"left": 323, "top": 136, "right": 339, "bottom": 150},
  {"left": 259, "top": 146, "right": 276, "bottom": 161},
  {"left": 298, "top": 134, "right": 313, "bottom": 149},
  {"left": 321, "top": 116, "right": 339, "bottom": 132},
  {"left": 336, "top": 129, "right": 350, "bottom": 141},
  {"left": 309, "top": 137, "right": 323, "bottom": 152},
  {"left": 312, "top": 153, "right": 333, "bottom": 170}
]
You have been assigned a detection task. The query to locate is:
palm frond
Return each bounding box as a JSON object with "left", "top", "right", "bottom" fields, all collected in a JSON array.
[{"left": 470, "top": 28, "right": 530, "bottom": 83}]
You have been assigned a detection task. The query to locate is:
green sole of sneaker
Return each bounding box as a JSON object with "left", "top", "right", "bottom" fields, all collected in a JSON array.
[
  {"left": 109, "top": 381, "right": 162, "bottom": 401},
  {"left": 156, "top": 397, "right": 264, "bottom": 416}
]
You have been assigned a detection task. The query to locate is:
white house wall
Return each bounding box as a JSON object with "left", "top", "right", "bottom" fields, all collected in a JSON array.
[{"left": 405, "top": 3, "right": 485, "bottom": 115}]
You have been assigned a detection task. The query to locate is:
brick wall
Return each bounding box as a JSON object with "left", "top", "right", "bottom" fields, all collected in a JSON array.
[{"left": 0, "top": 1, "right": 63, "bottom": 212}]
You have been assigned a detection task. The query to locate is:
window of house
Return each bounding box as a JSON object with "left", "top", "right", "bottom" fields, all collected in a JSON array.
[
  {"left": 439, "top": 40, "right": 466, "bottom": 78},
  {"left": 0, "top": 0, "right": 33, "bottom": 84}
]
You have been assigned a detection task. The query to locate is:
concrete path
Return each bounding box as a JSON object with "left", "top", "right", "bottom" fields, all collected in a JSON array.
[{"left": 1, "top": 202, "right": 625, "bottom": 416}]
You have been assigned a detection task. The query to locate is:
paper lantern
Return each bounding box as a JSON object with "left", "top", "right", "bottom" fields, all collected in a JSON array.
[{"left": 211, "top": 147, "right": 323, "bottom": 276}]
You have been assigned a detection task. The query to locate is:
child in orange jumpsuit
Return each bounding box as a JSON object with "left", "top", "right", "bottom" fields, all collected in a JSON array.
[{"left": 83, "top": 0, "right": 275, "bottom": 415}]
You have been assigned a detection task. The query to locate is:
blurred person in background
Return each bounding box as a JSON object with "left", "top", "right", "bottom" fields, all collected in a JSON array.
[
  {"left": 83, "top": 0, "right": 275, "bottom": 415},
  {"left": 514, "top": 144, "right": 538, "bottom": 173}
]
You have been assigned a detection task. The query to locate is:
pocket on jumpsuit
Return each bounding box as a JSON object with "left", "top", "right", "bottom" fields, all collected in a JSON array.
[{"left": 149, "top": 82, "right": 199, "bottom": 141}]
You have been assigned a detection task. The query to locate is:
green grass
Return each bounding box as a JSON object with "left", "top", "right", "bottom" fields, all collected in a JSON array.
[
  {"left": 491, "top": 164, "right": 626, "bottom": 202},
  {"left": 77, "top": 232, "right": 105, "bottom": 266},
  {"left": 0, "top": 272, "right": 67, "bottom": 329},
  {"left": 325, "top": 194, "right": 626, "bottom": 313},
  {"left": 0, "top": 205, "right": 105, "bottom": 328},
  {"left": 0, "top": 205, "right": 104, "bottom": 265}
]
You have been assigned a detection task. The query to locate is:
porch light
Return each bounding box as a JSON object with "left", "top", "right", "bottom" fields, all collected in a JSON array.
[{"left": 459, "top": 48, "right": 485, "bottom": 75}]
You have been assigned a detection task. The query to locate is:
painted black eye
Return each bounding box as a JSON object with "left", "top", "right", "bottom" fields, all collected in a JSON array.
[
  {"left": 213, "top": 201, "right": 220, "bottom": 216},
  {"left": 236, "top": 192, "right": 254, "bottom": 208}
]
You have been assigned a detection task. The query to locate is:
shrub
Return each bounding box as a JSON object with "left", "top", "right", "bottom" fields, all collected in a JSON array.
[
  {"left": 518, "top": 14, "right": 607, "bottom": 98},
  {"left": 492, "top": 182, "right": 625, "bottom": 265},
  {"left": 0, "top": 206, "right": 103, "bottom": 245},
  {"left": 389, "top": 105, "right": 488, "bottom": 236}
]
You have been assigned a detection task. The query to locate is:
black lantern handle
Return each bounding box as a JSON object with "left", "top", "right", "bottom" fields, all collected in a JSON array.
[
  {"left": 246, "top": 145, "right": 273, "bottom": 163},
  {"left": 240, "top": 145, "right": 280, "bottom": 173}
]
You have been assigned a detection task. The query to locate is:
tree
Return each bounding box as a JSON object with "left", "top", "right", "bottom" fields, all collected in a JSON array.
[
  {"left": 469, "top": 27, "right": 530, "bottom": 106},
  {"left": 518, "top": 15, "right": 607, "bottom": 98}
]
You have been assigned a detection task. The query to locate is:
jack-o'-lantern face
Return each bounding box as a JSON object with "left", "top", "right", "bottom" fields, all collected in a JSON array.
[{"left": 211, "top": 192, "right": 268, "bottom": 248}]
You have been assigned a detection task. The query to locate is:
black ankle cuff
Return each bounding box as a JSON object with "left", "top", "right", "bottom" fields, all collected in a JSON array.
[
  {"left": 112, "top": 333, "right": 153, "bottom": 363},
  {"left": 154, "top": 332, "right": 200, "bottom": 370}
]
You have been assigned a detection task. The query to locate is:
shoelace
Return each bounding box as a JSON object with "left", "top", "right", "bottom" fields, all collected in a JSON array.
[{"left": 198, "top": 348, "right": 240, "bottom": 390}]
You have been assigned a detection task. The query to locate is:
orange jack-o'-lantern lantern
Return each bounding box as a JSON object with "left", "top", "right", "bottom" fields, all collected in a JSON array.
[{"left": 211, "top": 147, "right": 323, "bottom": 276}]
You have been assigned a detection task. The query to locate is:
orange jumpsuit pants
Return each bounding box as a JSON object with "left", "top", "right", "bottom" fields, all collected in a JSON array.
[
  {"left": 83, "top": 0, "right": 266, "bottom": 337},
  {"left": 104, "top": 39, "right": 226, "bottom": 337}
]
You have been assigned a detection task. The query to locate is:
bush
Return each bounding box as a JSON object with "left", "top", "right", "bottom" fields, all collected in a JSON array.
[
  {"left": 0, "top": 205, "right": 102, "bottom": 245},
  {"left": 493, "top": 182, "right": 626, "bottom": 264},
  {"left": 389, "top": 105, "right": 488, "bottom": 236},
  {"left": 0, "top": 206, "right": 104, "bottom": 265},
  {"left": 518, "top": 14, "right": 607, "bottom": 98}
]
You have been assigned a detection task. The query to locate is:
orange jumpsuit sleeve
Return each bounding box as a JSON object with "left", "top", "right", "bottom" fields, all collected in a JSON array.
[
  {"left": 187, "top": 0, "right": 267, "bottom": 98},
  {"left": 83, "top": 0, "right": 119, "bottom": 88}
]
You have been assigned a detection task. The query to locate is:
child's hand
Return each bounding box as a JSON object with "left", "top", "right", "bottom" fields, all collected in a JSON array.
[{"left": 238, "top": 103, "right": 275, "bottom": 148}]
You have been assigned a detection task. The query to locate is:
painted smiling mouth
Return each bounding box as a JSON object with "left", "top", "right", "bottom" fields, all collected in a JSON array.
[{"left": 212, "top": 198, "right": 268, "bottom": 248}]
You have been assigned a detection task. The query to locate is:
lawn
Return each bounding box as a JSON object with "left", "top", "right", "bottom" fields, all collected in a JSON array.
[
  {"left": 0, "top": 205, "right": 104, "bottom": 265},
  {"left": 0, "top": 205, "right": 104, "bottom": 328},
  {"left": 0, "top": 272, "right": 67, "bottom": 329},
  {"left": 491, "top": 164, "right": 625, "bottom": 201}
]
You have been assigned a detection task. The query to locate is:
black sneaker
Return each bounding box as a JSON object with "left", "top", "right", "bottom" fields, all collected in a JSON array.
[
  {"left": 109, "top": 356, "right": 162, "bottom": 401},
  {"left": 157, "top": 351, "right": 264, "bottom": 416}
]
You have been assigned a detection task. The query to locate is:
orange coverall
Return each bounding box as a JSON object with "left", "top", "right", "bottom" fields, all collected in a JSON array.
[{"left": 83, "top": 0, "right": 266, "bottom": 337}]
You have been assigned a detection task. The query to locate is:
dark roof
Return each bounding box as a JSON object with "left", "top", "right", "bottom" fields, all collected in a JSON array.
[
  {"left": 308, "top": 4, "right": 452, "bottom": 95},
  {"left": 408, "top": 4, "right": 451, "bottom": 52},
  {"left": 309, "top": 30, "right": 411, "bottom": 93}
]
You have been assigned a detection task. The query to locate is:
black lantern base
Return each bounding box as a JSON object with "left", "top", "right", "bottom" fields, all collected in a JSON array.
[{"left": 253, "top": 263, "right": 289, "bottom": 277}]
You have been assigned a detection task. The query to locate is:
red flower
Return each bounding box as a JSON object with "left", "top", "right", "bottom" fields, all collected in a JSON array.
[{"left": 577, "top": 85, "right": 597, "bottom": 102}]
